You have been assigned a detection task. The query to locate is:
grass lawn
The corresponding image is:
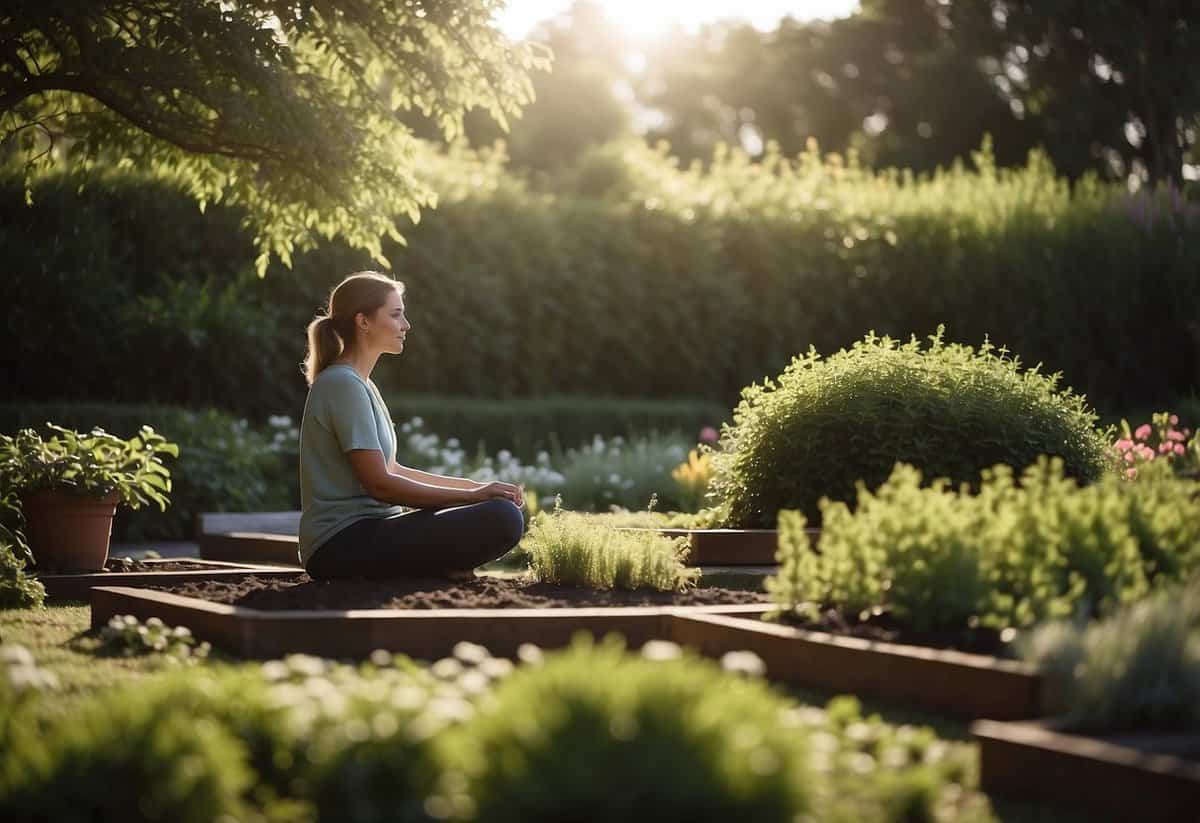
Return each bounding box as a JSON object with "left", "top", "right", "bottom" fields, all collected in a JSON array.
[{"left": 2, "top": 604, "right": 1097, "bottom": 822}]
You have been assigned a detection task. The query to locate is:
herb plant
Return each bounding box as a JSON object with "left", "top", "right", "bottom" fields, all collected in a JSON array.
[
  {"left": 769, "top": 458, "right": 1200, "bottom": 633},
  {"left": 522, "top": 499, "right": 700, "bottom": 592},
  {"left": 0, "top": 424, "right": 178, "bottom": 511}
]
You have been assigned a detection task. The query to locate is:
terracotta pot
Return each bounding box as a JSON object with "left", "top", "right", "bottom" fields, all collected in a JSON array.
[{"left": 21, "top": 489, "right": 120, "bottom": 572}]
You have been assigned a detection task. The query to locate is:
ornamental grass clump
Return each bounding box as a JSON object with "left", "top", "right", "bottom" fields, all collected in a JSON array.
[
  {"left": 523, "top": 501, "right": 700, "bottom": 591},
  {"left": 769, "top": 458, "right": 1200, "bottom": 633},
  {"left": 1021, "top": 577, "right": 1200, "bottom": 732},
  {"left": 710, "top": 327, "right": 1111, "bottom": 527}
]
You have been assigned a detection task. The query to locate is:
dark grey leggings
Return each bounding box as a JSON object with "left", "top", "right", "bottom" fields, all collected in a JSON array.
[{"left": 305, "top": 498, "right": 525, "bottom": 580}]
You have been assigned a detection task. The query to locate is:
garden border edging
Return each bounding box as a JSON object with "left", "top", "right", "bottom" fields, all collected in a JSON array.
[
  {"left": 972, "top": 718, "right": 1200, "bottom": 821},
  {"left": 667, "top": 612, "right": 1044, "bottom": 720}
]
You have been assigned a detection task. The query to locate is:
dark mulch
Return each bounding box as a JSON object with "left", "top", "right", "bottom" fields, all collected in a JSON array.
[
  {"left": 780, "top": 607, "right": 1011, "bottom": 657},
  {"left": 33, "top": 558, "right": 220, "bottom": 576},
  {"left": 154, "top": 574, "right": 771, "bottom": 611}
]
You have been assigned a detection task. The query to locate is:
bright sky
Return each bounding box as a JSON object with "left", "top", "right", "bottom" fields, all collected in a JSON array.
[{"left": 496, "top": 0, "right": 860, "bottom": 39}]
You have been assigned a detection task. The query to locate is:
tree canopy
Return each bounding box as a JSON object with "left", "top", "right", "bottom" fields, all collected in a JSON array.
[{"left": 1, "top": 0, "right": 549, "bottom": 272}]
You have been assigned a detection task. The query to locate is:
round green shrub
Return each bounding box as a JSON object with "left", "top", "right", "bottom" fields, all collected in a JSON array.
[
  {"left": 440, "top": 637, "right": 810, "bottom": 823},
  {"left": 710, "top": 328, "right": 1112, "bottom": 527}
]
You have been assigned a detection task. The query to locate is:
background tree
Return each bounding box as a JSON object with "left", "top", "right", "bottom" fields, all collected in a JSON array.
[{"left": 0, "top": 0, "right": 548, "bottom": 272}]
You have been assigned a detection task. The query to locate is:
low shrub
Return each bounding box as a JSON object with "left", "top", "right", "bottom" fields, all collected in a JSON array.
[
  {"left": 769, "top": 458, "right": 1200, "bottom": 633},
  {"left": 1021, "top": 578, "right": 1200, "bottom": 732},
  {"left": 710, "top": 328, "right": 1112, "bottom": 527},
  {"left": 522, "top": 503, "right": 700, "bottom": 591},
  {"left": 438, "top": 637, "right": 812, "bottom": 823}
]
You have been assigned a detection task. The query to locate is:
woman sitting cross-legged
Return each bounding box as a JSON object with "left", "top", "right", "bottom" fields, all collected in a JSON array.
[{"left": 298, "top": 271, "right": 525, "bottom": 580}]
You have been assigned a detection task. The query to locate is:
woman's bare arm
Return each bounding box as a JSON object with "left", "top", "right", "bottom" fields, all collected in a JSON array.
[
  {"left": 389, "top": 460, "right": 483, "bottom": 492},
  {"left": 352, "top": 450, "right": 483, "bottom": 507}
]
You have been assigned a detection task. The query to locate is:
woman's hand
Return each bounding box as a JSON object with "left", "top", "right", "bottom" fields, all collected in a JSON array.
[{"left": 476, "top": 481, "right": 524, "bottom": 508}]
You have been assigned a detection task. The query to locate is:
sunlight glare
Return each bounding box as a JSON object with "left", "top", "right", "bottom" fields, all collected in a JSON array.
[{"left": 497, "top": 0, "right": 859, "bottom": 41}]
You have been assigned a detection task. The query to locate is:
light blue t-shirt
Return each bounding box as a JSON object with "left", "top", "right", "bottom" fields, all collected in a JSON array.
[{"left": 298, "top": 365, "right": 405, "bottom": 565}]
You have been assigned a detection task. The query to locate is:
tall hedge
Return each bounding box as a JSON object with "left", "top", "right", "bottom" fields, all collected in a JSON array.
[{"left": 3, "top": 139, "right": 1196, "bottom": 417}]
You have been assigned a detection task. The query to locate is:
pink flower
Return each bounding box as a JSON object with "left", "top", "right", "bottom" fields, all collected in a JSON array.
[
  {"left": 1175, "top": 443, "right": 1186, "bottom": 456},
  {"left": 1167, "top": 430, "right": 1186, "bottom": 442},
  {"left": 699, "top": 426, "right": 719, "bottom": 445},
  {"left": 1134, "top": 424, "right": 1152, "bottom": 441},
  {"left": 1125, "top": 467, "right": 1138, "bottom": 480},
  {"left": 1124, "top": 451, "right": 1136, "bottom": 463},
  {"left": 1170, "top": 414, "right": 1180, "bottom": 425},
  {"left": 1114, "top": 439, "right": 1133, "bottom": 451},
  {"left": 1159, "top": 442, "right": 1173, "bottom": 454}
]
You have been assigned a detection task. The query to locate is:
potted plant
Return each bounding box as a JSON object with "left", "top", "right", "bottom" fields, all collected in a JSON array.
[{"left": 0, "top": 424, "right": 179, "bottom": 572}]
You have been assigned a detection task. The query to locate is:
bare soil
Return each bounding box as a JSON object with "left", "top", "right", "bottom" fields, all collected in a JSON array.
[
  {"left": 154, "top": 574, "right": 771, "bottom": 611},
  {"left": 35, "top": 558, "right": 221, "bottom": 575}
]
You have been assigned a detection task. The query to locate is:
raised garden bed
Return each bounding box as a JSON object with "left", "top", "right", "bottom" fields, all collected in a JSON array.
[
  {"left": 668, "top": 612, "right": 1044, "bottom": 720},
  {"left": 89, "top": 576, "right": 771, "bottom": 660},
  {"left": 36, "top": 558, "right": 305, "bottom": 602},
  {"left": 199, "top": 531, "right": 302, "bottom": 565},
  {"left": 972, "top": 719, "right": 1200, "bottom": 821},
  {"left": 615, "top": 527, "right": 819, "bottom": 566}
]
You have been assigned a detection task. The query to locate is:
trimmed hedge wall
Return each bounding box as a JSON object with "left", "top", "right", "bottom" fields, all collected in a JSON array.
[{"left": 3, "top": 140, "right": 1196, "bottom": 418}]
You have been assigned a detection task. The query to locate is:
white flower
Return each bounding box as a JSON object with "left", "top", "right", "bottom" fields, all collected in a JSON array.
[
  {"left": 720, "top": 651, "right": 767, "bottom": 677},
  {"left": 641, "top": 640, "right": 682, "bottom": 661}
]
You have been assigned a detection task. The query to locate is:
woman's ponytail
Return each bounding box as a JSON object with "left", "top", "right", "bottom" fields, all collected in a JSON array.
[{"left": 303, "top": 315, "right": 343, "bottom": 386}]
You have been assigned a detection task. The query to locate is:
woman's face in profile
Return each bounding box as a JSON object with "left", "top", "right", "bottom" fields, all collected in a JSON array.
[{"left": 369, "top": 289, "right": 410, "bottom": 355}]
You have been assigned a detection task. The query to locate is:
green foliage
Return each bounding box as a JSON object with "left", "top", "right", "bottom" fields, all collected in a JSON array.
[
  {"left": 711, "top": 328, "right": 1112, "bottom": 528},
  {"left": 4, "top": 1, "right": 547, "bottom": 272},
  {"left": 0, "top": 424, "right": 178, "bottom": 511},
  {"left": 0, "top": 676, "right": 256, "bottom": 823},
  {"left": 439, "top": 637, "right": 811, "bottom": 823},
  {"left": 0, "top": 540, "right": 45, "bottom": 611},
  {"left": 0, "top": 404, "right": 293, "bottom": 541},
  {"left": 5, "top": 141, "right": 1198, "bottom": 416},
  {"left": 770, "top": 459, "right": 1200, "bottom": 633},
  {"left": 523, "top": 503, "right": 700, "bottom": 592},
  {"left": 1021, "top": 578, "right": 1200, "bottom": 732}
]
